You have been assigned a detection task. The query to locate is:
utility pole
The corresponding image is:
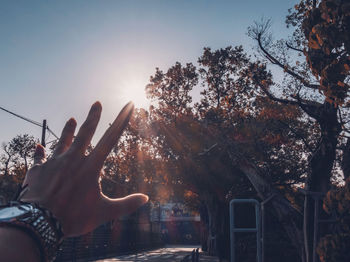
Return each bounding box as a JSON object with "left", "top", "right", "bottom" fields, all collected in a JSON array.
[
  {"left": 41, "top": 119, "right": 47, "bottom": 147},
  {"left": 0, "top": 106, "right": 58, "bottom": 145}
]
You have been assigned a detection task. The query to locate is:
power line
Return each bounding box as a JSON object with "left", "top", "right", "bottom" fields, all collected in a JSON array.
[
  {"left": 47, "top": 126, "right": 59, "bottom": 139},
  {"left": 0, "top": 105, "right": 59, "bottom": 141},
  {"left": 0, "top": 106, "right": 42, "bottom": 127}
]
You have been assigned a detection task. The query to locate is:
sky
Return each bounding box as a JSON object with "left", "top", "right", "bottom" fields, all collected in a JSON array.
[{"left": 0, "top": 0, "right": 298, "bottom": 147}]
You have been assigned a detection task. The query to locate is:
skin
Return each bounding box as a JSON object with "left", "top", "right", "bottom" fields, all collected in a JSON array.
[{"left": 0, "top": 101, "right": 149, "bottom": 261}]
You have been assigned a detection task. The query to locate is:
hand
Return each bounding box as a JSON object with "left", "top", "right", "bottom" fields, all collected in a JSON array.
[{"left": 19, "top": 101, "right": 148, "bottom": 237}]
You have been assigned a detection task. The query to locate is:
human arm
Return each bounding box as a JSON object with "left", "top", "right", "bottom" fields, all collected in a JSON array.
[
  {"left": 0, "top": 101, "right": 148, "bottom": 261},
  {"left": 0, "top": 227, "right": 41, "bottom": 262}
]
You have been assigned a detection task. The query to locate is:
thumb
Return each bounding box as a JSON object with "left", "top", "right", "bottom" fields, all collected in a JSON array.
[{"left": 104, "top": 193, "right": 149, "bottom": 219}]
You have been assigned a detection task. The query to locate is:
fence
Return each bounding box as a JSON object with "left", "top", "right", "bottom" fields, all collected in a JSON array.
[{"left": 55, "top": 206, "right": 163, "bottom": 261}]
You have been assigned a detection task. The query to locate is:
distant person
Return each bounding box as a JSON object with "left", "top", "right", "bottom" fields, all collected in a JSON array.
[{"left": 0, "top": 101, "right": 149, "bottom": 262}]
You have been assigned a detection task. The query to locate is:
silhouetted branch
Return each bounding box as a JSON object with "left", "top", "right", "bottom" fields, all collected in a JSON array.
[
  {"left": 294, "top": 91, "right": 322, "bottom": 120},
  {"left": 198, "top": 143, "right": 218, "bottom": 156},
  {"left": 258, "top": 83, "right": 300, "bottom": 106},
  {"left": 256, "top": 33, "right": 319, "bottom": 90},
  {"left": 277, "top": 120, "right": 313, "bottom": 152},
  {"left": 286, "top": 42, "right": 304, "bottom": 53}
]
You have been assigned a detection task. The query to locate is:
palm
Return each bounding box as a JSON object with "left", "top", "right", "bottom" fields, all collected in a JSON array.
[{"left": 20, "top": 102, "right": 148, "bottom": 237}]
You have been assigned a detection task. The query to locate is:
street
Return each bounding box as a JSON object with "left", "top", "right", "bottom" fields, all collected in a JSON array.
[{"left": 95, "top": 245, "right": 219, "bottom": 262}]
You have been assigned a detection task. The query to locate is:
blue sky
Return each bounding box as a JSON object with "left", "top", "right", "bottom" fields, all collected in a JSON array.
[{"left": 0, "top": 0, "right": 298, "bottom": 146}]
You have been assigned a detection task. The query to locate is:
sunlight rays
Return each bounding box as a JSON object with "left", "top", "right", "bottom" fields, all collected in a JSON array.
[{"left": 118, "top": 72, "right": 150, "bottom": 109}]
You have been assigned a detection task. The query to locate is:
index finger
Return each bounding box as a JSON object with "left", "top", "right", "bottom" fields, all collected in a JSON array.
[
  {"left": 69, "top": 102, "right": 102, "bottom": 155},
  {"left": 88, "top": 102, "right": 134, "bottom": 172}
]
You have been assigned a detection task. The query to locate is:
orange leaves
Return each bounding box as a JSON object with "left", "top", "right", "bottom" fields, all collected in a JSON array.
[
  {"left": 233, "top": 132, "right": 248, "bottom": 142},
  {"left": 317, "top": 233, "right": 350, "bottom": 262},
  {"left": 261, "top": 79, "right": 268, "bottom": 87},
  {"left": 258, "top": 102, "right": 300, "bottom": 122},
  {"left": 313, "top": 25, "right": 326, "bottom": 46},
  {"left": 259, "top": 107, "right": 282, "bottom": 120},
  {"left": 337, "top": 81, "right": 345, "bottom": 88},
  {"left": 308, "top": 33, "right": 321, "bottom": 50},
  {"left": 301, "top": 0, "right": 350, "bottom": 106},
  {"left": 320, "top": 178, "right": 350, "bottom": 261},
  {"left": 184, "top": 190, "right": 198, "bottom": 199},
  {"left": 262, "top": 133, "right": 286, "bottom": 146}
]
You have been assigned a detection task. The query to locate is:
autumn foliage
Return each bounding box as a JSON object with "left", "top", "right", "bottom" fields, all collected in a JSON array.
[
  {"left": 0, "top": 1, "right": 350, "bottom": 261},
  {"left": 302, "top": 0, "right": 350, "bottom": 105}
]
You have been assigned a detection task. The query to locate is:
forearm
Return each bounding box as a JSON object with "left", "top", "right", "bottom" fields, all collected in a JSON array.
[
  {"left": 0, "top": 101, "right": 147, "bottom": 262},
  {"left": 0, "top": 227, "right": 41, "bottom": 262}
]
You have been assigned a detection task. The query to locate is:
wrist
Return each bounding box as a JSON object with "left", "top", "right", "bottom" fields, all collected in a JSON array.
[
  {"left": 0, "top": 226, "right": 41, "bottom": 262},
  {"left": 0, "top": 201, "right": 64, "bottom": 262}
]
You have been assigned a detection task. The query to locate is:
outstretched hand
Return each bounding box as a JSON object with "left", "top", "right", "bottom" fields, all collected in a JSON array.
[{"left": 19, "top": 101, "right": 148, "bottom": 237}]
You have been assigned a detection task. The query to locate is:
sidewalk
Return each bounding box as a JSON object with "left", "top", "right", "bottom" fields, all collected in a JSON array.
[{"left": 95, "top": 245, "right": 219, "bottom": 262}]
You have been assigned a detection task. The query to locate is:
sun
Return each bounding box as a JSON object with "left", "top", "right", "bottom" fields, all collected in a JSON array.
[{"left": 119, "top": 77, "right": 150, "bottom": 109}]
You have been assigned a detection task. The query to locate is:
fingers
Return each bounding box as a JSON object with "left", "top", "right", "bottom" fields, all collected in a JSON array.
[
  {"left": 89, "top": 102, "right": 134, "bottom": 171},
  {"left": 52, "top": 118, "right": 77, "bottom": 157},
  {"left": 103, "top": 193, "right": 149, "bottom": 220},
  {"left": 69, "top": 102, "right": 102, "bottom": 155},
  {"left": 33, "top": 144, "right": 46, "bottom": 165}
]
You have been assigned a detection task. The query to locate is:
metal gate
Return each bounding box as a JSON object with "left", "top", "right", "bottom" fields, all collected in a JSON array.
[{"left": 230, "top": 199, "right": 262, "bottom": 262}]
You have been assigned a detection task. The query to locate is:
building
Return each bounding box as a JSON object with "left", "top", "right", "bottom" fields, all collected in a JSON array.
[{"left": 150, "top": 202, "right": 201, "bottom": 244}]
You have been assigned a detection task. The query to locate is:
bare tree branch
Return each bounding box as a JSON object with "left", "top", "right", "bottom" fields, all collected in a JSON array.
[
  {"left": 277, "top": 120, "right": 313, "bottom": 152},
  {"left": 286, "top": 42, "right": 304, "bottom": 53},
  {"left": 258, "top": 82, "right": 300, "bottom": 106},
  {"left": 294, "top": 91, "right": 322, "bottom": 120},
  {"left": 256, "top": 33, "right": 320, "bottom": 90}
]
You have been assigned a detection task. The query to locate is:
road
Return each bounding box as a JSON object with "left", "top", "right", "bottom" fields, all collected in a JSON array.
[{"left": 95, "top": 245, "right": 219, "bottom": 262}]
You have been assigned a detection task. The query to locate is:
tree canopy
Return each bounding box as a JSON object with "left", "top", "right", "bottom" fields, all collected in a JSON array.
[{"left": 0, "top": 1, "right": 349, "bottom": 261}]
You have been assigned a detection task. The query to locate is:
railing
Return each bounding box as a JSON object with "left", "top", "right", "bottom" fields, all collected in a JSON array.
[
  {"left": 55, "top": 222, "right": 163, "bottom": 261},
  {"left": 230, "top": 199, "right": 262, "bottom": 262},
  {"left": 180, "top": 248, "right": 200, "bottom": 262}
]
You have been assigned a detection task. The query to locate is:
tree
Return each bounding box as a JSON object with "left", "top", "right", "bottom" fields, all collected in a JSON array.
[
  {"left": 144, "top": 46, "right": 314, "bottom": 260},
  {"left": 7, "top": 134, "right": 37, "bottom": 173},
  {"left": 317, "top": 176, "right": 350, "bottom": 262},
  {"left": 0, "top": 142, "right": 15, "bottom": 177},
  {"left": 246, "top": 1, "right": 350, "bottom": 260},
  {"left": 101, "top": 108, "right": 173, "bottom": 203},
  {"left": 147, "top": 62, "right": 198, "bottom": 122},
  {"left": 0, "top": 134, "right": 36, "bottom": 202}
]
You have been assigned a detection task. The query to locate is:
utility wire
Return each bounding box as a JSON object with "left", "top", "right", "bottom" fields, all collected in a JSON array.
[
  {"left": 0, "top": 106, "right": 42, "bottom": 127},
  {"left": 47, "top": 126, "right": 59, "bottom": 139},
  {"left": 0, "top": 106, "right": 59, "bottom": 140},
  {"left": 46, "top": 139, "right": 57, "bottom": 145}
]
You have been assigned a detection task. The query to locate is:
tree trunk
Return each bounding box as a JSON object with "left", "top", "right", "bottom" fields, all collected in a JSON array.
[
  {"left": 303, "top": 103, "right": 341, "bottom": 262},
  {"left": 341, "top": 138, "right": 350, "bottom": 180},
  {"left": 3, "top": 155, "right": 11, "bottom": 176},
  {"left": 199, "top": 203, "right": 209, "bottom": 252},
  {"left": 24, "top": 155, "right": 28, "bottom": 173},
  {"left": 206, "top": 195, "right": 218, "bottom": 256},
  {"left": 217, "top": 201, "right": 230, "bottom": 262},
  {"left": 204, "top": 196, "right": 230, "bottom": 261}
]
